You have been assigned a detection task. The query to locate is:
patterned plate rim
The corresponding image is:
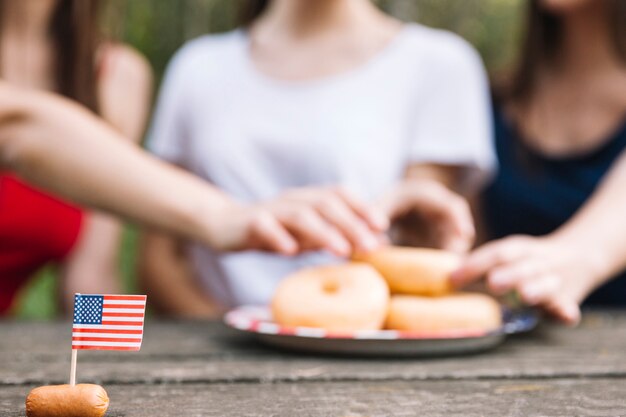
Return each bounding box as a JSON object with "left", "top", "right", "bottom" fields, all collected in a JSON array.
[{"left": 224, "top": 305, "right": 501, "bottom": 340}]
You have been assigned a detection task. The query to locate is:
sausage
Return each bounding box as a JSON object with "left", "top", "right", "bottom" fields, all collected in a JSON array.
[{"left": 26, "top": 384, "right": 109, "bottom": 417}]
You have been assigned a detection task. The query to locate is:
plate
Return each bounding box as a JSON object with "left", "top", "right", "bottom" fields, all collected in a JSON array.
[{"left": 224, "top": 305, "right": 538, "bottom": 357}]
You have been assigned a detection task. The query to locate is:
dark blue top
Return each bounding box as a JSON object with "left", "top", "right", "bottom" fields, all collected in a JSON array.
[{"left": 482, "top": 105, "right": 626, "bottom": 305}]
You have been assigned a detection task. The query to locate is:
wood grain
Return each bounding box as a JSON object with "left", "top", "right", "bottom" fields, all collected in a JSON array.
[
  {"left": 1, "top": 311, "right": 624, "bottom": 385},
  {"left": 2, "top": 311, "right": 624, "bottom": 415},
  {"left": 3, "top": 379, "right": 625, "bottom": 417}
]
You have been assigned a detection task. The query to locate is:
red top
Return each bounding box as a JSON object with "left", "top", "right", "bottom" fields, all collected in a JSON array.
[{"left": 0, "top": 174, "right": 83, "bottom": 313}]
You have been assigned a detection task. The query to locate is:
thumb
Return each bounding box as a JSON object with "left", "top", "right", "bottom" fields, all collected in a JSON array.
[{"left": 547, "top": 298, "right": 581, "bottom": 326}]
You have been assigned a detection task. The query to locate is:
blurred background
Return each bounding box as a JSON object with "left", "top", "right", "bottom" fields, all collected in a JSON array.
[
  {"left": 110, "top": 0, "right": 525, "bottom": 81},
  {"left": 16, "top": 0, "right": 525, "bottom": 318}
]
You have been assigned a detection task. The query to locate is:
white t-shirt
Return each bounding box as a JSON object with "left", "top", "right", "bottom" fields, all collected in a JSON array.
[{"left": 148, "top": 24, "right": 495, "bottom": 308}]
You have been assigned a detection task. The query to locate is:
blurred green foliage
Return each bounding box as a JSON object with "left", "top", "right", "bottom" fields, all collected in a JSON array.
[
  {"left": 107, "top": 0, "right": 525, "bottom": 82},
  {"left": 16, "top": 0, "right": 525, "bottom": 319}
]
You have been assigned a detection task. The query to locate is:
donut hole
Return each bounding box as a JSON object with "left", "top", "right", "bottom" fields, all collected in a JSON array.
[{"left": 322, "top": 279, "right": 340, "bottom": 295}]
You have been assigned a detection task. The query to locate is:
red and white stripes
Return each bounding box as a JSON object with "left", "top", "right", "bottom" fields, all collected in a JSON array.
[{"left": 72, "top": 295, "right": 146, "bottom": 351}]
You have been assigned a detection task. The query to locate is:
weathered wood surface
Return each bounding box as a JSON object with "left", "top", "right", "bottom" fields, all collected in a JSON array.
[
  {"left": 2, "top": 310, "right": 626, "bottom": 416},
  {"left": 1, "top": 311, "right": 625, "bottom": 385},
  {"left": 3, "top": 379, "right": 626, "bottom": 417}
]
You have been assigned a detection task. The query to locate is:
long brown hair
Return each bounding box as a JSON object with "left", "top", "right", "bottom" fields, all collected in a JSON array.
[
  {"left": 502, "top": 0, "right": 626, "bottom": 105},
  {"left": 0, "top": 0, "right": 102, "bottom": 112}
]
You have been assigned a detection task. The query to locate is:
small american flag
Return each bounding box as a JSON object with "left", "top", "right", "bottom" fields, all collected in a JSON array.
[{"left": 72, "top": 294, "right": 147, "bottom": 351}]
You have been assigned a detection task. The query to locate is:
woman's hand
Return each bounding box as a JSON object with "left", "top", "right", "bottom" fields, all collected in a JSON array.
[
  {"left": 216, "top": 186, "right": 388, "bottom": 256},
  {"left": 451, "top": 234, "right": 603, "bottom": 324},
  {"left": 377, "top": 178, "right": 475, "bottom": 253}
]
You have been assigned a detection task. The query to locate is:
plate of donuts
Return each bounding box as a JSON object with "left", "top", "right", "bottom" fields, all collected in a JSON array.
[
  {"left": 224, "top": 247, "right": 539, "bottom": 357},
  {"left": 224, "top": 305, "right": 537, "bottom": 357}
]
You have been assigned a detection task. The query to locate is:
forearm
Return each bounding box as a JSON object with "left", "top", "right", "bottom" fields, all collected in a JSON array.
[
  {"left": 551, "top": 152, "right": 626, "bottom": 286},
  {"left": 61, "top": 260, "right": 121, "bottom": 315},
  {"left": 0, "top": 87, "right": 238, "bottom": 249},
  {"left": 139, "top": 233, "right": 221, "bottom": 318},
  {"left": 141, "top": 265, "right": 220, "bottom": 319},
  {"left": 62, "top": 268, "right": 121, "bottom": 314},
  {"left": 60, "top": 213, "right": 126, "bottom": 313}
]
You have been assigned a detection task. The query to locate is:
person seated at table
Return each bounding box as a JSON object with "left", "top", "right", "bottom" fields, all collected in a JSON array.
[
  {"left": 140, "top": 0, "right": 495, "bottom": 317},
  {"left": 453, "top": 0, "right": 626, "bottom": 324},
  {"left": 0, "top": 0, "right": 153, "bottom": 315}
]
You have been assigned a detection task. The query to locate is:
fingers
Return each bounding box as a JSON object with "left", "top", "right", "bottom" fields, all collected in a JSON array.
[
  {"left": 432, "top": 208, "right": 474, "bottom": 253},
  {"left": 516, "top": 274, "right": 559, "bottom": 305},
  {"left": 333, "top": 187, "right": 389, "bottom": 232},
  {"left": 486, "top": 260, "right": 543, "bottom": 295},
  {"left": 483, "top": 259, "right": 581, "bottom": 325},
  {"left": 414, "top": 183, "right": 474, "bottom": 238},
  {"left": 545, "top": 297, "right": 581, "bottom": 326},
  {"left": 452, "top": 234, "right": 583, "bottom": 326},
  {"left": 245, "top": 205, "right": 353, "bottom": 256},
  {"left": 247, "top": 210, "right": 298, "bottom": 255},
  {"left": 316, "top": 193, "right": 381, "bottom": 253},
  {"left": 279, "top": 207, "right": 351, "bottom": 256},
  {"left": 276, "top": 187, "right": 385, "bottom": 255},
  {"left": 431, "top": 190, "right": 475, "bottom": 253},
  {"left": 451, "top": 236, "right": 531, "bottom": 288},
  {"left": 515, "top": 273, "right": 580, "bottom": 325},
  {"left": 381, "top": 180, "right": 474, "bottom": 253}
]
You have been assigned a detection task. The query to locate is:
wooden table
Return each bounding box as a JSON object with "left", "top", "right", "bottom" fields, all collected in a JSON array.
[{"left": 1, "top": 311, "right": 626, "bottom": 416}]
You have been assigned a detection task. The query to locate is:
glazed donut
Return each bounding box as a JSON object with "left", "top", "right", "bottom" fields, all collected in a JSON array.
[
  {"left": 272, "top": 263, "right": 389, "bottom": 332},
  {"left": 385, "top": 293, "right": 502, "bottom": 333},
  {"left": 26, "top": 384, "right": 109, "bottom": 417},
  {"left": 354, "top": 246, "right": 461, "bottom": 296}
]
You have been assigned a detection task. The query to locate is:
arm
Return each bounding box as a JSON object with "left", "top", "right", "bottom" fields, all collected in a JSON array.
[
  {"left": 453, "top": 151, "right": 626, "bottom": 324},
  {"left": 0, "top": 84, "right": 283, "bottom": 252},
  {"left": 552, "top": 151, "right": 626, "bottom": 283},
  {"left": 0, "top": 84, "right": 386, "bottom": 255},
  {"left": 139, "top": 232, "right": 221, "bottom": 318},
  {"left": 61, "top": 45, "right": 153, "bottom": 311}
]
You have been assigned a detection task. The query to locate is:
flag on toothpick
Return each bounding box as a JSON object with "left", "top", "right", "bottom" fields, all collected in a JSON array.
[{"left": 72, "top": 294, "right": 147, "bottom": 351}]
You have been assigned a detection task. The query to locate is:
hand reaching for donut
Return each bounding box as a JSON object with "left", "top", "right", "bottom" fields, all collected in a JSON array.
[
  {"left": 451, "top": 234, "right": 603, "bottom": 325},
  {"left": 216, "top": 186, "right": 388, "bottom": 256},
  {"left": 376, "top": 178, "right": 475, "bottom": 253}
]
